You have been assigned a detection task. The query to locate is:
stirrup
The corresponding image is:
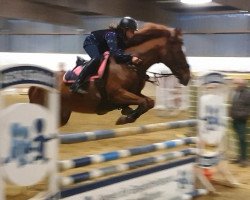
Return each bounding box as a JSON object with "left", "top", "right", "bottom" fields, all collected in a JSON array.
[
  {"left": 70, "top": 86, "right": 87, "bottom": 94},
  {"left": 70, "top": 82, "right": 88, "bottom": 94},
  {"left": 69, "top": 83, "right": 80, "bottom": 93}
]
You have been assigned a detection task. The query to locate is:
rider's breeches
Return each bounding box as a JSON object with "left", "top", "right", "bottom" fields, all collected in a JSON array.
[{"left": 84, "top": 43, "right": 101, "bottom": 58}]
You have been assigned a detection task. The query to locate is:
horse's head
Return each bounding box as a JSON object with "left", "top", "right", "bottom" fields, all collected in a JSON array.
[
  {"left": 126, "top": 23, "right": 190, "bottom": 85},
  {"left": 161, "top": 28, "right": 190, "bottom": 85}
]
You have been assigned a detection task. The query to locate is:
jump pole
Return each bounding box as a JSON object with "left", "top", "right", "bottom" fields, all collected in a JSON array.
[
  {"left": 60, "top": 148, "right": 197, "bottom": 187},
  {"left": 60, "top": 119, "right": 197, "bottom": 144},
  {"left": 59, "top": 137, "right": 198, "bottom": 171}
]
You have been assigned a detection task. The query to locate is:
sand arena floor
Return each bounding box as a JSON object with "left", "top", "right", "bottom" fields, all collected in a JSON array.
[{"left": 3, "top": 94, "right": 250, "bottom": 200}]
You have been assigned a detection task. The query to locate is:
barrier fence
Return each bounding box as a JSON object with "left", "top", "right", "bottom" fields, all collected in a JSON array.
[
  {"left": 1, "top": 67, "right": 238, "bottom": 200},
  {"left": 56, "top": 120, "right": 206, "bottom": 200}
]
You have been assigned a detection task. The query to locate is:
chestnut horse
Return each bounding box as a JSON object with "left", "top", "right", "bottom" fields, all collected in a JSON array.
[{"left": 28, "top": 23, "right": 190, "bottom": 126}]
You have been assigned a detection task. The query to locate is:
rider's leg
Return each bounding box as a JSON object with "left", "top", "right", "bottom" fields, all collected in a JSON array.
[
  {"left": 84, "top": 43, "right": 101, "bottom": 58},
  {"left": 70, "top": 44, "right": 101, "bottom": 93}
]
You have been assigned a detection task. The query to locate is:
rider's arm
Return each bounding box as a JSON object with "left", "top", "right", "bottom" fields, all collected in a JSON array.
[{"left": 105, "top": 31, "right": 132, "bottom": 64}]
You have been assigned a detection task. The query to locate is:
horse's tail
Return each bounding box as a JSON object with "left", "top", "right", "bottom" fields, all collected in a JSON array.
[
  {"left": 28, "top": 86, "right": 35, "bottom": 103},
  {"left": 28, "top": 86, "right": 47, "bottom": 106}
]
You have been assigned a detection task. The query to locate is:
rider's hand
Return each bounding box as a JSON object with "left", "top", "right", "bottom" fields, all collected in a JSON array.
[{"left": 132, "top": 56, "right": 142, "bottom": 64}]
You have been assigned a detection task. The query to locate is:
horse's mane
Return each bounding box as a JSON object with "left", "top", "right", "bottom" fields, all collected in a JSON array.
[{"left": 126, "top": 23, "right": 175, "bottom": 48}]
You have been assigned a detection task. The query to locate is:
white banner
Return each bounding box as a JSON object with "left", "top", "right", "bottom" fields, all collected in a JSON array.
[{"left": 62, "top": 160, "right": 195, "bottom": 200}]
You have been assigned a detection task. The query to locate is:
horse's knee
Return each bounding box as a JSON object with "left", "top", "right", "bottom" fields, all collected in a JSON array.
[
  {"left": 138, "top": 98, "right": 154, "bottom": 112},
  {"left": 146, "top": 98, "right": 155, "bottom": 109}
]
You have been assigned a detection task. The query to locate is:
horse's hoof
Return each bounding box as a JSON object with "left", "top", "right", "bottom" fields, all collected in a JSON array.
[
  {"left": 116, "top": 116, "right": 136, "bottom": 125},
  {"left": 116, "top": 116, "right": 128, "bottom": 125}
]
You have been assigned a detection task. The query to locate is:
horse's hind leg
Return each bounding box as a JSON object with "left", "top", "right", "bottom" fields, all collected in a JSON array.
[{"left": 113, "top": 91, "right": 154, "bottom": 125}]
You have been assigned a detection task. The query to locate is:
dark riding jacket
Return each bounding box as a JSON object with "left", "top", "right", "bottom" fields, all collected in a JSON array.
[
  {"left": 230, "top": 87, "right": 250, "bottom": 120},
  {"left": 83, "top": 29, "right": 132, "bottom": 64}
]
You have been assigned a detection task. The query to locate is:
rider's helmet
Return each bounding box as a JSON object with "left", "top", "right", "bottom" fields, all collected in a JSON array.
[{"left": 118, "top": 16, "right": 138, "bottom": 31}]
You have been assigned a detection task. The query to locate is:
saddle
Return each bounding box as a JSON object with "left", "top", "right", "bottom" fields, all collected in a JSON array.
[{"left": 63, "top": 52, "right": 110, "bottom": 84}]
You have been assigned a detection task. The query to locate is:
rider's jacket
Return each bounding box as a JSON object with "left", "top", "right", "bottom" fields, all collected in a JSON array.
[{"left": 83, "top": 29, "right": 132, "bottom": 64}]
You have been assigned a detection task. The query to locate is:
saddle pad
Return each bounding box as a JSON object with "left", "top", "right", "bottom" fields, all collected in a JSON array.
[
  {"left": 63, "top": 51, "right": 110, "bottom": 84},
  {"left": 63, "top": 66, "right": 83, "bottom": 83}
]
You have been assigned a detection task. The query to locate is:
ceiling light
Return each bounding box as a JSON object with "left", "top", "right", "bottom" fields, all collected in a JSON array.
[{"left": 180, "top": 0, "right": 212, "bottom": 5}]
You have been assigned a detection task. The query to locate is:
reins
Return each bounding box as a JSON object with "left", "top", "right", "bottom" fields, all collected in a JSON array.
[{"left": 146, "top": 71, "right": 174, "bottom": 85}]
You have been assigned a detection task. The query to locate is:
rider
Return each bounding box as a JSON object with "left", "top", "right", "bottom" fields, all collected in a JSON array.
[{"left": 70, "top": 16, "right": 141, "bottom": 93}]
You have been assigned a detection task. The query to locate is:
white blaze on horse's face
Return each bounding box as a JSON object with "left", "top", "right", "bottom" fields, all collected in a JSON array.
[{"left": 182, "top": 46, "right": 186, "bottom": 53}]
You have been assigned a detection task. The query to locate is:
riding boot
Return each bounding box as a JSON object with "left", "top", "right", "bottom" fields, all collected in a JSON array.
[{"left": 70, "top": 57, "right": 100, "bottom": 93}]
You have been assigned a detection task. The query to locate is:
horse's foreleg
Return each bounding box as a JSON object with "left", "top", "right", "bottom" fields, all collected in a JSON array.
[
  {"left": 112, "top": 90, "right": 154, "bottom": 125},
  {"left": 125, "top": 94, "right": 154, "bottom": 123},
  {"left": 121, "top": 106, "right": 134, "bottom": 115}
]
